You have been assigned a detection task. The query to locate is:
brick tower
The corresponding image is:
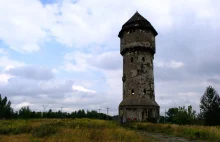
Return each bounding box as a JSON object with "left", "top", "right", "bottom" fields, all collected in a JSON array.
[{"left": 118, "top": 11, "right": 160, "bottom": 122}]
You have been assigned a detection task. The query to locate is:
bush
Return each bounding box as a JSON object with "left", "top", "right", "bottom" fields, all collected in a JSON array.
[
  {"left": 0, "top": 120, "right": 32, "bottom": 135},
  {"left": 32, "top": 123, "right": 59, "bottom": 137}
]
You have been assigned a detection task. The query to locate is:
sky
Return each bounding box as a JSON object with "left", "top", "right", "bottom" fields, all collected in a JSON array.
[{"left": 0, "top": 0, "right": 220, "bottom": 116}]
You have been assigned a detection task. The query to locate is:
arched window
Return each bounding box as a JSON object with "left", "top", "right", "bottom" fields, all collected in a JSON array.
[
  {"left": 131, "top": 57, "right": 133, "bottom": 62},
  {"left": 142, "top": 57, "right": 145, "bottom": 62},
  {"left": 131, "top": 89, "right": 134, "bottom": 95}
]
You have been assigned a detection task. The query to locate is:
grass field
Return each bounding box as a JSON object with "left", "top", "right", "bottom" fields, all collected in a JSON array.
[
  {"left": 126, "top": 122, "right": 220, "bottom": 141},
  {"left": 1, "top": 119, "right": 220, "bottom": 142},
  {"left": 0, "top": 119, "right": 156, "bottom": 142}
]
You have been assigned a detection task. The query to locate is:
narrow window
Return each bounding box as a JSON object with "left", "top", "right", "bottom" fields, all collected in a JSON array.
[
  {"left": 131, "top": 57, "right": 133, "bottom": 62},
  {"left": 143, "top": 89, "right": 146, "bottom": 94},
  {"left": 142, "top": 57, "right": 145, "bottom": 62},
  {"left": 131, "top": 89, "right": 134, "bottom": 95},
  {"left": 122, "top": 73, "right": 126, "bottom": 82}
]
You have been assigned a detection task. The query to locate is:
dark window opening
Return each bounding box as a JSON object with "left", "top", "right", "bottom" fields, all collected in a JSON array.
[
  {"left": 131, "top": 89, "right": 134, "bottom": 95},
  {"left": 131, "top": 57, "right": 133, "bottom": 62},
  {"left": 122, "top": 73, "right": 126, "bottom": 82},
  {"left": 143, "top": 89, "right": 146, "bottom": 94},
  {"left": 142, "top": 57, "right": 145, "bottom": 62}
]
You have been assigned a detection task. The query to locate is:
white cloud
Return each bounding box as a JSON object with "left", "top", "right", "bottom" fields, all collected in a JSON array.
[
  {"left": 62, "top": 51, "right": 121, "bottom": 72},
  {"left": 0, "top": 48, "right": 7, "bottom": 55},
  {"left": 155, "top": 60, "right": 184, "bottom": 69},
  {"left": 0, "top": 0, "right": 58, "bottom": 53},
  {"left": 1, "top": 0, "right": 220, "bottom": 116},
  {"left": 6, "top": 65, "right": 54, "bottom": 80},
  {"left": 62, "top": 52, "right": 92, "bottom": 72},
  {"left": 0, "top": 73, "right": 13, "bottom": 85},
  {"left": 52, "top": 68, "right": 59, "bottom": 74},
  {"left": 14, "top": 102, "right": 31, "bottom": 110},
  {"left": 0, "top": 56, "right": 25, "bottom": 71},
  {"left": 168, "top": 60, "right": 184, "bottom": 68},
  {"left": 1, "top": 0, "right": 218, "bottom": 53},
  {"left": 72, "top": 85, "right": 96, "bottom": 93}
]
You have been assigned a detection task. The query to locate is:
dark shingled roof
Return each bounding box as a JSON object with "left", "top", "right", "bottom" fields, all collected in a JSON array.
[
  {"left": 118, "top": 11, "right": 158, "bottom": 38},
  {"left": 119, "top": 97, "right": 159, "bottom": 107}
]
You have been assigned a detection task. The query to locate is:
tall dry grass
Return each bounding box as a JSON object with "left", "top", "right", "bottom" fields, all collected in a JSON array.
[
  {"left": 0, "top": 119, "right": 156, "bottom": 142},
  {"left": 127, "top": 122, "right": 220, "bottom": 141}
]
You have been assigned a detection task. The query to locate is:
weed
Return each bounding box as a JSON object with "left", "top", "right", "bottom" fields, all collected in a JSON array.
[{"left": 32, "top": 123, "right": 59, "bottom": 138}]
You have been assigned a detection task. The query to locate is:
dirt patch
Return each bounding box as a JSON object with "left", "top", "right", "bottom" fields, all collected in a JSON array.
[{"left": 136, "top": 131, "right": 208, "bottom": 142}]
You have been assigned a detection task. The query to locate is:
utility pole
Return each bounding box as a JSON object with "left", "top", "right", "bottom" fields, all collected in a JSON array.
[
  {"left": 42, "top": 105, "right": 48, "bottom": 118},
  {"left": 106, "top": 107, "right": 109, "bottom": 120},
  {"left": 164, "top": 109, "right": 166, "bottom": 124},
  {"left": 98, "top": 109, "right": 102, "bottom": 119},
  {"left": 61, "top": 107, "right": 63, "bottom": 119},
  {"left": 98, "top": 109, "right": 101, "bottom": 113}
]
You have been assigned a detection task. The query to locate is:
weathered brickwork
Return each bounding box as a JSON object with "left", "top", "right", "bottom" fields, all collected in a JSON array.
[{"left": 118, "top": 12, "right": 160, "bottom": 122}]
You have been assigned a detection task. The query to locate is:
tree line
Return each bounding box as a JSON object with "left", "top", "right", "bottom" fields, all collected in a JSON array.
[
  {"left": 0, "top": 94, "right": 112, "bottom": 120},
  {"left": 1, "top": 85, "right": 220, "bottom": 126},
  {"left": 159, "top": 86, "right": 220, "bottom": 126}
]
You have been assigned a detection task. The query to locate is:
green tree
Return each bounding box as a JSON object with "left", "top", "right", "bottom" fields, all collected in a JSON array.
[
  {"left": 47, "top": 109, "right": 53, "bottom": 118},
  {"left": 77, "top": 109, "right": 86, "bottom": 118},
  {"left": 200, "top": 86, "right": 220, "bottom": 126},
  {"left": 166, "top": 107, "right": 178, "bottom": 123},
  {"left": 19, "top": 106, "right": 32, "bottom": 119},
  {"left": 0, "top": 94, "right": 14, "bottom": 119},
  {"left": 166, "top": 105, "right": 196, "bottom": 125}
]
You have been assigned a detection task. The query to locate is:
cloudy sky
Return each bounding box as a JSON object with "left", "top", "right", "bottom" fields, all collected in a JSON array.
[{"left": 0, "top": 0, "right": 220, "bottom": 116}]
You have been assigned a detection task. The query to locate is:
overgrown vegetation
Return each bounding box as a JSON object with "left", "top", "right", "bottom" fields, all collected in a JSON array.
[
  {"left": 199, "top": 86, "right": 220, "bottom": 126},
  {"left": 159, "top": 86, "right": 220, "bottom": 126},
  {"left": 1, "top": 86, "right": 220, "bottom": 141},
  {"left": 161, "top": 105, "right": 197, "bottom": 125},
  {"left": 1, "top": 119, "right": 220, "bottom": 141},
  {"left": 0, "top": 119, "right": 156, "bottom": 142},
  {"left": 125, "top": 122, "right": 220, "bottom": 141},
  {"left": 0, "top": 94, "right": 13, "bottom": 119}
]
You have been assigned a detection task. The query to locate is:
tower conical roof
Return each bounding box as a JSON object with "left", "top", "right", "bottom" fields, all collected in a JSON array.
[{"left": 118, "top": 11, "right": 158, "bottom": 37}]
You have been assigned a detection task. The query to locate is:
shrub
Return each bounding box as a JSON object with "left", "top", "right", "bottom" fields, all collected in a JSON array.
[{"left": 32, "top": 123, "right": 59, "bottom": 137}]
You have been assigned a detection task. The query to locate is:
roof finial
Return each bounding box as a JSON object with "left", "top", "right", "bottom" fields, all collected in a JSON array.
[{"left": 136, "top": 10, "right": 138, "bottom": 13}]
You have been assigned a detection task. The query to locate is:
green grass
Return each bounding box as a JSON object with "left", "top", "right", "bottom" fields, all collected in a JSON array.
[
  {"left": 0, "top": 119, "right": 156, "bottom": 142},
  {"left": 125, "top": 122, "right": 220, "bottom": 141}
]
